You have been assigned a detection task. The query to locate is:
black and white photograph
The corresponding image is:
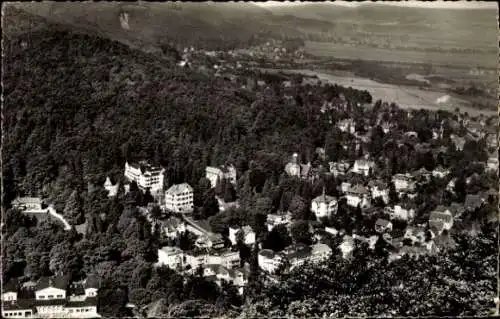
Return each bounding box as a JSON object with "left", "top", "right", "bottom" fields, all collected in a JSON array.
[{"left": 1, "top": 1, "right": 498, "bottom": 318}]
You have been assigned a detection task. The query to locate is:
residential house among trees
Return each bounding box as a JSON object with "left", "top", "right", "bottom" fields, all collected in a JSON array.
[
  {"left": 368, "top": 180, "right": 389, "bottom": 204},
  {"left": 11, "top": 197, "right": 43, "bottom": 211},
  {"left": 386, "top": 204, "right": 415, "bottom": 221},
  {"left": 345, "top": 184, "right": 371, "bottom": 208},
  {"left": 124, "top": 161, "right": 165, "bottom": 196},
  {"left": 229, "top": 225, "right": 256, "bottom": 246},
  {"left": 329, "top": 160, "right": 351, "bottom": 176},
  {"left": 158, "top": 217, "right": 186, "bottom": 240},
  {"left": 164, "top": 183, "right": 194, "bottom": 213},
  {"left": 432, "top": 166, "right": 450, "bottom": 178},
  {"left": 266, "top": 213, "right": 292, "bottom": 231},
  {"left": 103, "top": 176, "right": 119, "bottom": 197},
  {"left": 351, "top": 158, "right": 375, "bottom": 176},
  {"left": 284, "top": 153, "right": 316, "bottom": 182},
  {"left": 392, "top": 173, "right": 416, "bottom": 193},
  {"left": 337, "top": 118, "right": 356, "bottom": 134},
  {"left": 429, "top": 206, "right": 454, "bottom": 235},
  {"left": 311, "top": 190, "right": 338, "bottom": 220},
  {"left": 157, "top": 246, "right": 184, "bottom": 270},
  {"left": 375, "top": 218, "right": 393, "bottom": 233},
  {"left": 205, "top": 164, "right": 237, "bottom": 189}
]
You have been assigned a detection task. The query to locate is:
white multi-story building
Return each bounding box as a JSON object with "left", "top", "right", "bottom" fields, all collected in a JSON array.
[
  {"left": 392, "top": 173, "right": 416, "bottom": 193},
  {"left": 258, "top": 249, "right": 283, "bottom": 273},
  {"left": 266, "top": 213, "right": 292, "bottom": 231},
  {"left": 124, "top": 161, "right": 165, "bottom": 196},
  {"left": 311, "top": 191, "right": 338, "bottom": 220},
  {"left": 201, "top": 264, "right": 249, "bottom": 295},
  {"left": 368, "top": 180, "right": 389, "bottom": 204},
  {"left": 1, "top": 276, "right": 100, "bottom": 318},
  {"left": 386, "top": 204, "right": 415, "bottom": 221},
  {"left": 309, "top": 243, "right": 333, "bottom": 263},
  {"left": 229, "top": 226, "right": 256, "bottom": 246},
  {"left": 351, "top": 159, "right": 375, "bottom": 176},
  {"left": 432, "top": 166, "right": 450, "bottom": 179},
  {"left": 11, "top": 197, "right": 43, "bottom": 212},
  {"left": 205, "top": 165, "right": 237, "bottom": 188},
  {"left": 329, "top": 161, "right": 351, "bottom": 176},
  {"left": 157, "top": 246, "right": 184, "bottom": 270},
  {"left": 207, "top": 250, "right": 241, "bottom": 269},
  {"left": 345, "top": 184, "right": 371, "bottom": 208},
  {"left": 164, "top": 183, "right": 194, "bottom": 213}
]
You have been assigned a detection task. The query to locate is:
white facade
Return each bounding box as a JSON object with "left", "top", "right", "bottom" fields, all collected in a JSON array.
[
  {"left": 35, "top": 287, "right": 66, "bottom": 300},
  {"left": 329, "top": 161, "right": 351, "bottom": 176},
  {"left": 338, "top": 119, "right": 356, "bottom": 134},
  {"left": 207, "top": 251, "right": 241, "bottom": 269},
  {"left": 104, "top": 177, "right": 119, "bottom": 197},
  {"left": 309, "top": 243, "right": 333, "bottom": 262},
  {"left": 229, "top": 226, "right": 256, "bottom": 246},
  {"left": 392, "top": 174, "right": 415, "bottom": 192},
  {"left": 2, "top": 309, "right": 33, "bottom": 318},
  {"left": 2, "top": 292, "right": 17, "bottom": 302},
  {"left": 487, "top": 157, "right": 498, "bottom": 171},
  {"left": 205, "top": 165, "right": 237, "bottom": 188},
  {"left": 158, "top": 246, "right": 184, "bottom": 269},
  {"left": 258, "top": 250, "right": 283, "bottom": 273},
  {"left": 432, "top": 167, "right": 450, "bottom": 178},
  {"left": 184, "top": 252, "right": 209, "bottom": 270},
  {"left": 84, "top": 288, "right": 98, "bottom": 298},
  {"left": 124, "top": 161, "right": 165, "bottom": 195},
  {"left": 266, "top": 213, "right": 292, "bottom": 231},
  {"left": 311, "top": 194, "right": 338, "bottom": 220},
  {"left": 284, "top": 153, "right": 301, "bottom": 177},
  {"left": 389, "top": 205, "right": 415, "bottom": 221},
  {"left": 404, "top": 227, "right": 426, "bottom": 244},
  {"left": 164, "top": 183, "right": 194, "bottom": 213},
  {"left": 351, "top": 160, "right": 375, "bottom": 176},
  {"left": 339, "top": 236, "right": 355, "bottom": 259},
  {"left": 370, "top": 185, "right": 389, "bottom": 204},
  {"left": 345, "top": 185, "right": 371, "bottom": 208},
  {"left": 11, "top": 197, "right": 43, "bottom": 211}
]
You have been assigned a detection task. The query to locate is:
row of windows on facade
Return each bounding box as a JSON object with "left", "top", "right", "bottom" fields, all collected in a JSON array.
[
  {"left": 167, "top": 202, "right": 193, "bottom": 207},
  {"left": 172, "top": 192, "right": 193, "bottom": 197},
  {"left": 38, "top": 294, "right": 64, "bottom": 299},
  {"left": 4, "top": 312, "right": 30, "bottom": 317}
]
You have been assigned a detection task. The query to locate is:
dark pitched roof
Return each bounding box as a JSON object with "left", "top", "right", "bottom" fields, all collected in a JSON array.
[
  {"left": 33, "top": 298, "right": 67, "bottom": 307},
  {"left": 259, "top": 249, "right": 275, "bottom": 259},
  {"left": 282, "top": 244, "right": 311, "bottom": 260},
  {"left": 464, "top": 194, "right": 484, "bottom": 211},
  {"left": 84, "top": 275, "right": 99, "bottom": 289},
  {"left": 1, "top": 299, "right": 34, "bottom": 311},
  {"left": 3, "top": 278, "right": 19, "bottom": 293},
  {"left": 66, "top": 297, "right": 98, "bottom": 308},
  {"left": 429, "top": 211, "right": 453, "bottom": 224},
  {"left": 376, "top": 218, "right": 391, "bottom": 228},
  {"left": 36, "top": 276, "right": 70, "bottom": 291}
]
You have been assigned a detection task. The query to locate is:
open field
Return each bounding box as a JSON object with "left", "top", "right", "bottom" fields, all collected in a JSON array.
[
  {"left": 264, "top": 68, "right": 497, "bottom": 117},
  {"left": 304, "top": 41, "right": 497, "bottom": 69}
]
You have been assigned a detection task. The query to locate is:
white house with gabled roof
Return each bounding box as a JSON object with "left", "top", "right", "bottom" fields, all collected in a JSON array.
[
  {"left": 164, "top": 183, "right": 194, "bottom": 213},
  {"left": 311, "top": 189, "right": 338, "bottom": 220}
]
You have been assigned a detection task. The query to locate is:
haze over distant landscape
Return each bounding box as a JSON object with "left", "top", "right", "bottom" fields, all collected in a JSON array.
[{"left": 2, "top": 1, "right": 498, "bottom": 319}]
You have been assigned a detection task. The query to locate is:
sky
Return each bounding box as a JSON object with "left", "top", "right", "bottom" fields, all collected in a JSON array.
[{"left": 254, "top": 1, "right": 498, "bottom": 9}]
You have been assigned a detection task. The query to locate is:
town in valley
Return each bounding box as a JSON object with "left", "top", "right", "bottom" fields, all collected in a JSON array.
[{"left": 2, "top": 1, "right": 498, "bottom": 318}]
